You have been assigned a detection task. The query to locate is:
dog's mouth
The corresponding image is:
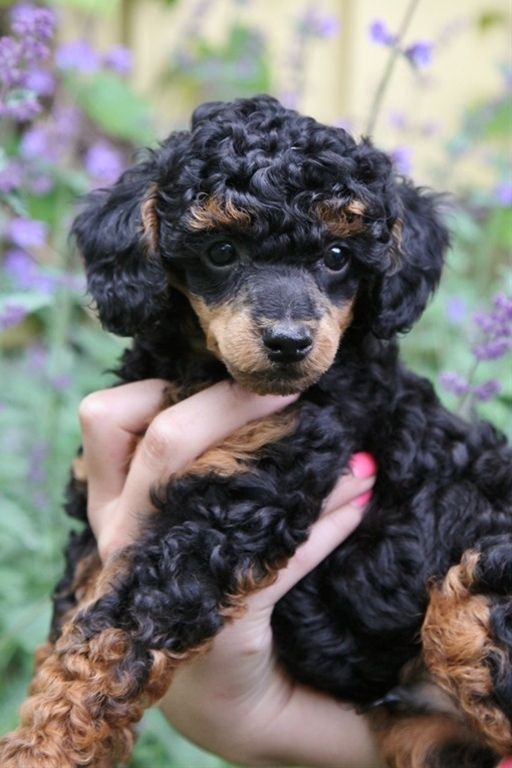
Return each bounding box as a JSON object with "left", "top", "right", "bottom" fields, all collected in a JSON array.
[{"left": 224, "top": 360, "right": 316, "bottom": 396}]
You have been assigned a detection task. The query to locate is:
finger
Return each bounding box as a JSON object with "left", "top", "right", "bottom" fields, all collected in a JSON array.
[
  {"left": 80, "top": 379, "right": 169, "bottom": 514},
  {"left": 118, "top": 381, "right": 298, "bottom": 522},
  {"left": 322, "top": 452, "right": 377, "bottom": 515},
  {"left": 249, "top": 492, "right": 372, "bottom": 611}
]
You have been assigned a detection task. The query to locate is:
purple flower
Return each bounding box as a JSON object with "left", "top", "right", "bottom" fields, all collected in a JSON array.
[
  {"left": 473, "top": 293, "right": 512, "bottom": 348},
  {"left": 439, "top": 372, "right": 469, "bottom": 397},
  {"left": 23, "top": 66, "right": 55, "bottom": 96},
  {"left": 405, "top": 41, "right": 433, "bottom": 69},
  {"left": 0, "top": 36, "right": 22, "bottom": 87},
  {"left": 0, "top": 302, "right": 27, "bottom": 330},
  {"left": 104, "top": 45, "right": 133, "bottom": 75},
  {"left": 54, "top": 105, "right": 81, "bottom": 137},
  {"left": 7, "top": 216, "right": 47, "bottom": 248},
  {"left": 445, "top": 296, "right": 467, "bottom": 324},
  {"left": 390, "top": 146, "right": 413, "bottom": 175},
  {"left": 10, "top": 4, "right": 55, "bottom": 43},
  {"left": 84, "top": 141, "right": 124, "bottom": 184},
  {"left": 10, "top": 4, "right": 55, "bottom": 64},
  {"left": 369, "top": 20, "right": 395, "bottom": 46},
  {"left": 0, "top": 95, "right": 41, "bottom": 121},
  {"left": 473, "top": 338, "right": 512, "bottom": 361},
  {"left": 29, "top": 174, "right": 54, "bottom": 195},
  {"left": 302, "top": 10, "right": 340, "bottom": 39},
  {"left": 494, "top": 181, "right": 512, "bottom": 206},
  {"left": 56, "top": 40, "right": 99, "bottom": 74},
  {"left": 472, "top": 380, "right": 501, "bottom": 402},
  {"left": 388, "top": 110, "right": 407, "bottom": 130},
  {"left": 4, "top": 248, "right": 55, "bottom": 293},
  {"left": 0, "top": 159, "right": 23, "bottom": 193},
  {"left": 20, "top": 124, "right": 50, "bottom": 157},
  {"left": 493, "top": 293, "right": 512, "bottom": 321}
]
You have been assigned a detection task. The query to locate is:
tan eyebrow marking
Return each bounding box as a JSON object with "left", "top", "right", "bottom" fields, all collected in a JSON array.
[
  {"left": 314, "top": 199, "right": 366, "bottom": 237},
  {"left": 140, "top": 183, "right": 160, "bottom": 253},
  {"left": 187, "top": 196, "right": 252, "bottom": 231}
]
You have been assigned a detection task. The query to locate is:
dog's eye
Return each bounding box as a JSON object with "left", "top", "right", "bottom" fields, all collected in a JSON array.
[
  {"left": 324, "top": 244, "right": 350, "bottom": 272},
  {"left": 206, "top": 241, "right": 238, "bottom": 268}
]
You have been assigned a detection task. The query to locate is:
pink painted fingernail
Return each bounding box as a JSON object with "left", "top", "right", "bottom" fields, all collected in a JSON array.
[
  {"left": 353, "top": 490, "right": 373, "bottom": 508},
  {"left": 349, "top": 452, "right": 377, "bottom": 479},
  {"left": 498, "top": 760, "right": 512, "bottom": 768}
]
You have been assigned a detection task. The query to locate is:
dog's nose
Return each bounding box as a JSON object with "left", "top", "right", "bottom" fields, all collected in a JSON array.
[{"left": 262, "top": 323, "right": 313, "bottom": 363}]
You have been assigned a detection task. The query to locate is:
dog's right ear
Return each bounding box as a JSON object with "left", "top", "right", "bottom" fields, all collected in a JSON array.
[{"left": 72, "top": 152, "right": 166, "bottom": 336}]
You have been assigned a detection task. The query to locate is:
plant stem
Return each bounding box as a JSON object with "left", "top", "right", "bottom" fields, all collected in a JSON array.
[
  {"left": 365, "top": 0, "right": 421, "bottom": 136},
  {"left": 456, "top": 358, "right": 479, "bottom": 419}
]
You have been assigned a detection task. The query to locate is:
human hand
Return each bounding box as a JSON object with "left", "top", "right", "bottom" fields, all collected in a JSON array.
[
  {"left": 160, "top": 452, "right": 379, "bottom": 768},
  {"left": 79, "top": 379, "right": 297, "bottom": 562},
  {"left": 79, "top": 379, "right": 379, "bottom": 767}
]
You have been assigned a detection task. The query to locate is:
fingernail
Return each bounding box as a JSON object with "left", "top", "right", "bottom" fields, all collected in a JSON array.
[
  {"left": 353, "top": 490, "right": 373, "bottom": 508},
  {"left": 349, "top": 452, "right": 377, "bottom": 479},
  {"left": 498, "top": 760, "right": 512, "bottom": 768}
]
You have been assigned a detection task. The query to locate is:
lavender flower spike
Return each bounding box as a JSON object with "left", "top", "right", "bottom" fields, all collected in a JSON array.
[
  {"left": 439, "top": 372, "right": 470, "bottom": 397},
  {"left": 7, "top": 217, "right": 47, "bottom": 249},
  {"left": 406, "top": 41, "right": 433, "bottom": 69},
  {"left": 472, "top": 380, "right": 502, "bottom": 402},
  {"left": 369, "top": 20, "right": 395, "bottom": 46}
]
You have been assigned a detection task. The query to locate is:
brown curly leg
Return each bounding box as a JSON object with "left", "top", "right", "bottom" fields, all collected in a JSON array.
[
  {"left": 369, "top": 710, "right": 498, "bottom": 768},
  {"left": 422, "top": 539, "right": 512, "bottom": 757}
]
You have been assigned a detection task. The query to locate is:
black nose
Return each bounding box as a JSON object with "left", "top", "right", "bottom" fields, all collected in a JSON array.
[{"left": 262, "top": 323, "right": 313, "bottom": 363}]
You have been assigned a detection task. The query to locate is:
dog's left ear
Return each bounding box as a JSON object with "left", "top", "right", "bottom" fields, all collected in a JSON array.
[
  {"left": 72, "top": 152, "right": 165, "bottom": 336},
  {"left": 369, "top": 181, "right": 450, "bottom": 339}
]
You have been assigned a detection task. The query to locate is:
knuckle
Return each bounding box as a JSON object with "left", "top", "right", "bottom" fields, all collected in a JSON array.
[
  {"left": 78, "top": 392, "right": 112, "bottom": 430},
  {"left": 142, "top": 416, "right": 178, "bottom": 462}
]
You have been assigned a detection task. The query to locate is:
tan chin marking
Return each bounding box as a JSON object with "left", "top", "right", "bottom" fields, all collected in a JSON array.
[{"left": 187, "top": 195, "right": 252, "bottom": 232}]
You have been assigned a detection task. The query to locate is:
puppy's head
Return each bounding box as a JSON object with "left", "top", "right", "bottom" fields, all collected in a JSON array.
[{"left": 73, "top": 96, "right": 449, "bottom": 395}]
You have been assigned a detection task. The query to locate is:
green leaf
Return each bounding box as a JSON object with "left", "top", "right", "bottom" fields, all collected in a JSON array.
[
  {"left": 476, "top": 10, "right": 508, "bottom": 31},
  {"left": 486, "top": 207, "right": 512, "bottom": 250},
  {"left": 69, "top": 72, "right": 154, "bottom": 143},
  {"left": 0, "top": 293, "right": 54, "bottom": 314},
  {"left": 46, "top": 0, "right": 121, "bottom": 14}
]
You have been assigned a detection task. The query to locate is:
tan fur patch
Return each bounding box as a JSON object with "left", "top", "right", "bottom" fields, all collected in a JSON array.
[
  {"left": 422, "top": 550, "right": 512, "bottom": 755},
  {"left": 182, "top": 408, "right": 298, "bottom": 478},
  {"left": 220, "top": 564, "right": 283, "bottom": 620},
  {"left": 370, "top": 710, "right": 483, "bottom": 768},
  {"left": 315, "top": 199, "right": 366, "bottom": 237},
  {"left": 187, "top": 196, "right": 252, "bottom": 232},
  {"left": 140, "top": 184, "right": 159, "bottom": 254}
]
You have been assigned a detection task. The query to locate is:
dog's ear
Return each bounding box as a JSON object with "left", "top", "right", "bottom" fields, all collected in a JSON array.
[
  {"left": 72, "top": 152, "right": 166, "bottom": 336},
  {"left": 369, "top": 181, "right": 450, "bottom": 339}
]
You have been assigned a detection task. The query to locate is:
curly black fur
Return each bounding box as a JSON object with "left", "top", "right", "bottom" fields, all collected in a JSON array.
[{"left": 54, "top": 96, "right": 512, "bottom": 765}]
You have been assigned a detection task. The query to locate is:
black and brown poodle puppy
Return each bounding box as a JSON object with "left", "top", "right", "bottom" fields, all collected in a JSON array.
[{"left": 1, "top": 95, "right": 511, "bottom": 768}]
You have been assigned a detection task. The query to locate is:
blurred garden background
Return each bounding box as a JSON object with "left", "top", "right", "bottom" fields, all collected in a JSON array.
[{"left": 0, "top": 0, "right": 511, "bottom": 765}]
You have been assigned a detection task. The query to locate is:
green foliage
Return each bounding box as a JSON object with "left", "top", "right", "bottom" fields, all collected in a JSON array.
[
  {"left": 0, "top": 1, "right": 510, "bottom": 766},
  {"left": 71, "top": 72, "right": 155, "bottom": 144},
  {"left": 164, "top": 22, "right": 271, "bottom": 105}
]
